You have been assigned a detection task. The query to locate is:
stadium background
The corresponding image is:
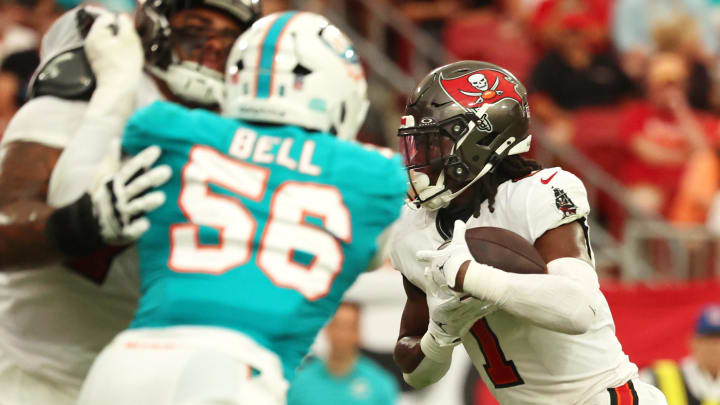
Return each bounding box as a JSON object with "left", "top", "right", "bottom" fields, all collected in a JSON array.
[{"left": 2, "top": 0, "right": 720, "bottom": 403}]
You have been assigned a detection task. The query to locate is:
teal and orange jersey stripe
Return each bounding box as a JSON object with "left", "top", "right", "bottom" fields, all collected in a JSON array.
[{"left": 608, "top": 380, "right": 639, "bottom": 405}]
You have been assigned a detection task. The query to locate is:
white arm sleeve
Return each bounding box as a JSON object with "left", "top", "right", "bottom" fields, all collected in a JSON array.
[
  {"left": 402, "top": 333, "right": 453, "bottom": 389},
  {"left": 462, "top": 257, "right": 599, "bottom": 335},
  {"left": 47, "top": 11, "right": 144, "bottom": 207},
  {"left": 47, "top": 114, "right": 124, "bottom": 207},
  {"left": 403, "top": 355, "right": 451, "bottom": 389},
  {"left": 0, "top": 96, "right": 88, "bottom": 149}
]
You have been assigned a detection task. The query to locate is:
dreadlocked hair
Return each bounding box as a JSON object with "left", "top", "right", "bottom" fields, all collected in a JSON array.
[{"left": 471, "top": 155, "right": 541, "bottom": 217}]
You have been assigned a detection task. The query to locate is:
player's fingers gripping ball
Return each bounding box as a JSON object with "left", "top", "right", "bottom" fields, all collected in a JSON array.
[
  {"left": 426, "top": 294, "right": 464, "bottom": 347},
  {"left": 428, "top": 289, "right": 495, "bottom": 345},
  {"left": 417, "top": 220, "right": 474, "bottom": 289}
]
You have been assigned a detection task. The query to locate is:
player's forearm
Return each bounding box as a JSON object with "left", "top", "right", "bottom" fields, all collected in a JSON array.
[
  {"left": 50, "top": 15, "right": 142, "bottom": 206},
  {"left": 394, "top": 336, "right": 425, "bottom": 373},
  {"left": 0, "top": 201, "right": 61, "bottom": 270},
  {"left": 0, "top": 191, "right": 111, "bottom": 270},
  {"left": 395, "top": 336, "right": 451, "bottom": 389},
  {"left": 457, "top": 258, "right": 598, "bottom": 334}
]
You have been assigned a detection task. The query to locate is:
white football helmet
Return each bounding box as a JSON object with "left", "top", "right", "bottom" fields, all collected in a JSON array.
[{"left": 223, "top": 11, "right": 369, "bottom": 141}]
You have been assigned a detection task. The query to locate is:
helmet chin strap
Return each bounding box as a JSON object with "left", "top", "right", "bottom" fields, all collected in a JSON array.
[
  {"left": 149, "top": 61, "right": 224, "bottom": 106},
  {"left": 412, "top": 163, "right": 493, "bottom": 211},
  {"left": 414, "top": 134, "right": 529, "bottom": 211},
  {"left": 413, "top": 171, "right": 453, "bottom": 211}
]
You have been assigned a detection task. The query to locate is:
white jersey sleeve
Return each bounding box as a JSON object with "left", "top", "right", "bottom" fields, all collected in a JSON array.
[
  {"left": 516, "top": 168, "right": 591, "bottom": 243},
  {"left": 1, "top": 96, "right": 88, "bottom": 149}
]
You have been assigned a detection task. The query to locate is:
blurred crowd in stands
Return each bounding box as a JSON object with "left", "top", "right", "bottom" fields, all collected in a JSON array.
[
  {"left": 345, "top": 0, "right": 720, "bottom": 279},
  {"left": 5, "top": 0, "right": 720, "bottom": 278},
  {"left": 386, "top": 0, "right": 720, "bottom": 232}
]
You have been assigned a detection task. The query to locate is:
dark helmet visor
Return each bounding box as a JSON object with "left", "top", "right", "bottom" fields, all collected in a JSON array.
[{"left": 398, "top": 131, "right": 455, "bottom": 173}]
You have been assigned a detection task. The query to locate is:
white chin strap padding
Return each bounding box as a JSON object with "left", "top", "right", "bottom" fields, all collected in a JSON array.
[
  {"left": 412, "top": 135, "right": 532, "bottom": 211},
  {"left": 412, "top": 172, "right": 453, "bottom": 211},
  {"left": 152, "top": 61, "right": 224, "bottom": 106}
]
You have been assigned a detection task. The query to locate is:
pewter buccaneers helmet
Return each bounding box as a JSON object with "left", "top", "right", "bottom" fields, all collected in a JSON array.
[{"left": 398, "top": 61, "right": 532, "bottom": 210}]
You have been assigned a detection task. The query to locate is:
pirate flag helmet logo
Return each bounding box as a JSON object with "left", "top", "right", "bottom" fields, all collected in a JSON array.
[
  {"left": 439, "top": 69, "right": 524, "bottom": 109},
  {"left": 397, "top": 60, "right": 532, "bottom": 210}
]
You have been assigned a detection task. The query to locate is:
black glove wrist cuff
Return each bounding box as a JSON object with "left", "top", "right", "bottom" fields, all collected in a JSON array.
[{"left": 45, "top": 193, "right": 104, "bottom": 257}]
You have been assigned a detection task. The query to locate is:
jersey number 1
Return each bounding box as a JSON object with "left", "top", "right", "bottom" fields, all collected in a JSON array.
[
  {"left": 169, "top": 146, "right": 352, "bottom": 301},
  {"left": 471, "top": 318, "right": 524, "bottom": 388}
]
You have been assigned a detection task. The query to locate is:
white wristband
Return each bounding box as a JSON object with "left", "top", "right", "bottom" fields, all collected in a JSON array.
[
  {"left": 462, "top": 261, "right": 511, "bottom": 306},
  {"left": 420, "top": 332, "right": 454, "bottom": 363}
]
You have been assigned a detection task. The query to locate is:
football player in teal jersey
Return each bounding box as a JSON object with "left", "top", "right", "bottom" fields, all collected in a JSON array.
[{"left": 77, "top": 11, "right": 407, "bottom": 405}]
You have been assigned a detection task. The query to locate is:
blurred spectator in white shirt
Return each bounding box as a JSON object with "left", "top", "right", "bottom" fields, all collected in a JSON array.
[{"left": 613, "top": 0, "right": 717, "bottom": 81}]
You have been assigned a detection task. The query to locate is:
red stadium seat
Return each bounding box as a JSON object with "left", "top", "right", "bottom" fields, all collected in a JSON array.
[
  {"left": 571, "top": 106, "right": 627, "bottom": 178},
  {"left": 444, "top": 13, "right": 537, "bottom": 83}
]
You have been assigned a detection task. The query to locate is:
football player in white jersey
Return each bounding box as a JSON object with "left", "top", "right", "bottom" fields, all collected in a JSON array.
[
  {"left": 390, "top": 61, "right": 669, "bottom": 405},
  {"left": 0, "top": 1, "right": 259, "bottom": 404}
]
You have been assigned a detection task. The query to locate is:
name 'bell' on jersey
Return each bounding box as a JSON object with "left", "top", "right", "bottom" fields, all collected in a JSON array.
[
  {"left": 390, "top": 167, "right": 639, "bottom": 405},
  {"left": 122, "top": 100, "right": 407, "bottom": 379}
]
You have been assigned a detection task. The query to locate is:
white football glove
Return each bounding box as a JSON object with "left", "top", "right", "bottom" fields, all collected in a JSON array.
[
  {"left": 84, "top": 12, "right": 144, "bottom": 120},
  {"left": 84, "top": 13, "right": 143, "bottom": 88},
  {"left": 417, "top": 220, "right": 474, "bottom": 289},
  {"left": 45, "top": 146, "right": 172, "bottom": 256},
  {"left": 92, "top": 146, "right": 172, "bottom": 244},
  {"left": 426, "top": 291, "right": 496, "bottom": 347}
]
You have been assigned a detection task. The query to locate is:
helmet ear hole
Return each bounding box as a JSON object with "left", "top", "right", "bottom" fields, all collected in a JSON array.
[
  {"left": 292, "top": 63, "right": 312, "bottom": 76},
  {"left": 236, "top": 59, "right": 244, "bottom": 70}
]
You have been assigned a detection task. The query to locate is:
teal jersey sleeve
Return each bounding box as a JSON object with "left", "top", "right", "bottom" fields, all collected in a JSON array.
[{"left": 122, "top": 101, "right": 406, "bottom": 380}]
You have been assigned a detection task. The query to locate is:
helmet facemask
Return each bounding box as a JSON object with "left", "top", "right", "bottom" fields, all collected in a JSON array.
[
  {"left": 398, "top": 61, "right": 533, "bottom": 211},
  {"left": 155, "top": 13, "right": 243, "bottom": 106},
  {"left": 136, "top": 0, "right": 259, "bottom": 107},
  {"left": 399, "top": 106, "right": 532, "bottom": 211}
]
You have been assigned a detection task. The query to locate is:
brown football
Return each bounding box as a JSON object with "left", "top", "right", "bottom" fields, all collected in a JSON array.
[{"left": 462, "top": 227, "right": 547, "bottom": 274}]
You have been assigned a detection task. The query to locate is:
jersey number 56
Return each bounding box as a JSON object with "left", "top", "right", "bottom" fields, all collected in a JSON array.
[{"left": 168, "top": 146, "right": 352, "bottom": 301}]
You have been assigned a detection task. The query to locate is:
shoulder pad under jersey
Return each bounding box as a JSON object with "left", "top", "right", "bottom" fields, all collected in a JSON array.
[
  {"left": 28, "top": 47, "right": 96, "bottom": 101},
  {"left": 27, "top": 7, "right": 98, "bottom": 100}
]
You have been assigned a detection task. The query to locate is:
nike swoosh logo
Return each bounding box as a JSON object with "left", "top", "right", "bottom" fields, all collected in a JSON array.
[
  {"left": 540, "top": 171, "right": 558, "bottom": 184},
  {"left": 431, "top": 101, "right": 453, "bottom": 107}
]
